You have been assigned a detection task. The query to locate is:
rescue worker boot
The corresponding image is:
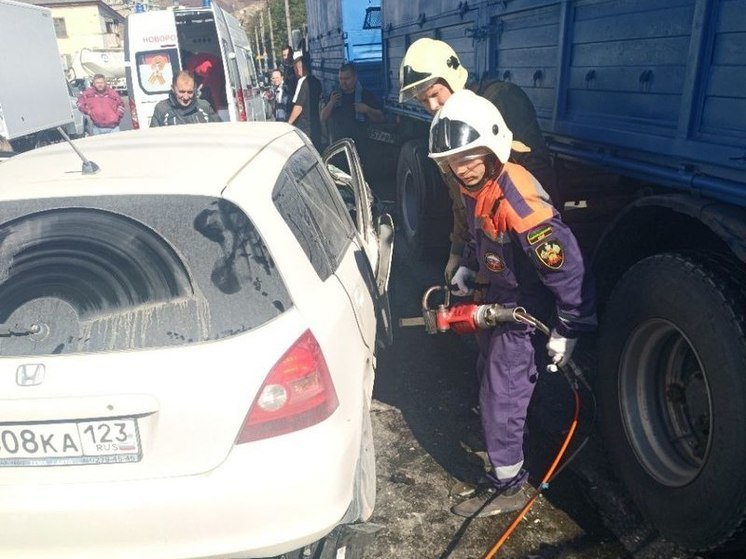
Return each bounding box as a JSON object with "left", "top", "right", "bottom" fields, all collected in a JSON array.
[{"left": 450, "top": 483, "right": 529, "bottom": 518}]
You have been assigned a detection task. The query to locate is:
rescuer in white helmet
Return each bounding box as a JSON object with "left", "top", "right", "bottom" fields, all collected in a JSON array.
[
  {"left": 399, "top": 38, "right": 560, "bottom": 282},
  {"left": 428, "top": 90, "right": 596, "bottom": 518}
]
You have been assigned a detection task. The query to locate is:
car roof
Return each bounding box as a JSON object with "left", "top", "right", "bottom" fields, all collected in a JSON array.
[{"left": 0, "top": 122, "right": 301, "bottom": 201}]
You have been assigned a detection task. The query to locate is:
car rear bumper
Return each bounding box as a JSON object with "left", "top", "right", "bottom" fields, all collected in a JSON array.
[{"left": 0, "top": 415, "right": 357, "bottom": 559}]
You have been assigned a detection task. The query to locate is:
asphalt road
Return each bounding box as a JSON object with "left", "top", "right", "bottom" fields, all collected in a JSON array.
[{"left": 362, "top": 175, "right": 701, "bottom": 559}]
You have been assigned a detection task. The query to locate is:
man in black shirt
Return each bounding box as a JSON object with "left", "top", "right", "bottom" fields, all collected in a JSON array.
[
  {"left": 320, "top": 62, "right": 384, "bottom": 176},
  {"left": 320, "top": 62, "right": 384, "bottom": 146},
  {"left": 288, "top": 52, "right": 322, "bottom": 151}
]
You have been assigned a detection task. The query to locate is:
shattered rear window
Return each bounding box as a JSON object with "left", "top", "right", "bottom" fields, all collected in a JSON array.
[{"left": 0, "top": 195, "right": 291, "bottom": 356}]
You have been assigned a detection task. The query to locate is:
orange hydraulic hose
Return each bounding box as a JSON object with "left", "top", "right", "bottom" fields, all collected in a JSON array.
[{"left": 482, "top": 382, "right": 581, "bottom": 559}]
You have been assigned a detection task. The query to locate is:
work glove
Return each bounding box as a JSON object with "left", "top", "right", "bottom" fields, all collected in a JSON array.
[
  {"left": 546, "top": 329, "right": 577, "bottom": 370},
  {"left": 444, "top": 253, "right": 461, "bottom": 283},
  {"left": 450, "top": 266, "right": 476, "bottom": 297}
]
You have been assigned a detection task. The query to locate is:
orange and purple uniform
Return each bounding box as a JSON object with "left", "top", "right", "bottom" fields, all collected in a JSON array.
[{"left": 458, "top": 162, "right": 595, "bottom": 488}]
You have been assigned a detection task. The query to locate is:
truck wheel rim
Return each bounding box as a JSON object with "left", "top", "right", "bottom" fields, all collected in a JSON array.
[{"left": 618, "top": 318, "right": 711, "bottom": 487}]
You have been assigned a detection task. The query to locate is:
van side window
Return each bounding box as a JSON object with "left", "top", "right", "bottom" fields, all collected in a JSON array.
[
  {"left": 221, "top": 39, "right": 240, "bottom": 109},
  {"left": 242, "top": 50, "right": 258, "bottom": 88},
  {"left": 135, "top": 49, "right": 179, "bottom": 94}
]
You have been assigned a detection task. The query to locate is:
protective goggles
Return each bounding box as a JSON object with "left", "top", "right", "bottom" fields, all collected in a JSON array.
[
  {"left": 400, "top": 65, "right": 432, "bottom": 90},
  {"left": 399, "top": 66, "right": 437, "bottom": 101}
]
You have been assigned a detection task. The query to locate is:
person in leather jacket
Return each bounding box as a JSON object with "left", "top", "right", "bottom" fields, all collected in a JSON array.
[{"left": 150, "top": 71, "right": 221, "bottom": 127}]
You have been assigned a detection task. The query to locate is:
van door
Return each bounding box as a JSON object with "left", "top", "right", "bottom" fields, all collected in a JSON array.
[
  {"left": 175, "top": 8, "right": 228, "bottom": 118},
  {"left": 215, "top": 7, "right": 268, "bottom": 122},
  {"left": 220, "top": 38, "right": 242, "bottom": 122},
  {"left": 238, "top": 47, "right": 267, "bottom": 121},
  {"left": 124, "top": 11, "right": 180, "bottom": 128},
  {"left": 211, "top": 7, "right": 238, "bottom": 122}
]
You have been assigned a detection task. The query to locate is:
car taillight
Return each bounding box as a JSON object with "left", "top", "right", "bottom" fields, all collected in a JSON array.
[
  {"left": 236, "top": 330, "right": 338, "bottom": 443},
  {"left": 236, "top": 88, "right": 247, "bottom": 121},
  {"left": 129, "top": 98, "right": 140, "bottom": 129}
]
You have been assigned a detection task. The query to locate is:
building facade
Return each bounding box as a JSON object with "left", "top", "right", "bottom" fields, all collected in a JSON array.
[{"left": 24, "top": 0, "right": 126, "bottom": 81}]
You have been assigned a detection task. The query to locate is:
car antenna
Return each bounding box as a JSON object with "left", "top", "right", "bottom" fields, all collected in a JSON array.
[{"left": 56, "top": 126, "right": 100, "bottom": 174}]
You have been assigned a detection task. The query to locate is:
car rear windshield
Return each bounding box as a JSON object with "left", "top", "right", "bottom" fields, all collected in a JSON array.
[{"left": 0, "top": 195, "right": 291, "bottom": 357}]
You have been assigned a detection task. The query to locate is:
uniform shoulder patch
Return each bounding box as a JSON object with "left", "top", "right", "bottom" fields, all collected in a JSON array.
[
  {"left": 484, "top": 251, "right": 505, "bottom": 272},
  {"left": 527, "top": 224, "right": 553, "bottom": 245},
  {"left": 535, "top": 240, "right": 564, "bottom": 269}
]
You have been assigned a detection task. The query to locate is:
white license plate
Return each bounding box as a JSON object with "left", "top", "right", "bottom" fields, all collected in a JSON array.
[{"left": 0, "top": 418, "right": 141, "bottom": 467}]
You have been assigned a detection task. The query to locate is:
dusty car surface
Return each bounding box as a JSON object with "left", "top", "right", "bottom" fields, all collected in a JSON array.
[{"left": 0, "top": 122, "right": 393, "bottom": 558}]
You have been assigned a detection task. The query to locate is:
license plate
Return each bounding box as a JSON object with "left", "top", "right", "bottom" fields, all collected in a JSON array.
[{"left": 0, "top": 418, "right": 141, "bottom": 467}]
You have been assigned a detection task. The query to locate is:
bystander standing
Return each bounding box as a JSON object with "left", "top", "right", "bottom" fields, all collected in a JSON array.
[
  {"left": 150, "top": 71, "right": 221, "bottom": 127},
  {"left": 76, "top": 73, "right": 125, "bottom": 135},
  {"left": 280, "top": 45, "right": 297, "bottom": 98},
  {"left": 266, "top": 68, "right": 291, "bottom": 122},
  {"left": 287, "top": 52, "right": 322, "bottom": 151},
  {"left": 320, "top": 62, "right": 384, "bottom": 171}
]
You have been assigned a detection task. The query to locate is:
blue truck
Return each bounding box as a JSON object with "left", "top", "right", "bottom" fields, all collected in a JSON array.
[{"left": 305, "top": 0, "right": 746, "bottom": 553}]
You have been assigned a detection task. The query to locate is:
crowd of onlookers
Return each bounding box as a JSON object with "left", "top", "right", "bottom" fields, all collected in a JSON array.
[
  {"left": 3, "top": 45, "right": 385, "bottom": 171},
  {"left": 263, "top": 44, "right": 384, "bottom": 166},
  {"left": 70, "top": 42, "right": 385, "bottom": 153}
]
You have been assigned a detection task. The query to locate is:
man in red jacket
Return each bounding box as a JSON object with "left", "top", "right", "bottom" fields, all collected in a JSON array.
[{"left": 76, "top": 74, "right": 125, "bottom": 135}]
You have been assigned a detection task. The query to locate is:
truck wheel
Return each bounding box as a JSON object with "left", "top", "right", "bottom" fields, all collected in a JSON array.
[
  {"left": 597, "top": 253, "right": 746, "bottom": 552},
  {"left": 341, "top": 401, "right": 376, "bottom": 523},
  {"left": 395, "top": 139, "right": 451, "bottom": 260}
]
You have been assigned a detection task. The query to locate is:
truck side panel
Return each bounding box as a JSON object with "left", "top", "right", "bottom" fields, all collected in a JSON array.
[
  {"left": 702, "top": 0, "right": 746, "bottom": 141},
  {"left": 488, "top": 0, "right": 746, "bottom": 190},
  {"left": 306, "top": 0, "right": 383, "bottom": 98},
  {"left": 306, "top": 0, "right": 345, "bottom": 92},
  {"left": 324, "top": 0, "right": 746, "bottom": 552}
]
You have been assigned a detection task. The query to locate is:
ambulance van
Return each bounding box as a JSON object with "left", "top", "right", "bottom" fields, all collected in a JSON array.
[{"left": 124, "top": 1, "right": 267, "bottom": 128}]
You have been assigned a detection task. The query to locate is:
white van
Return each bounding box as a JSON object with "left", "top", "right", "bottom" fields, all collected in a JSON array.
[{"left": 124, "top": 2, "right": 268, "bottom": 128}]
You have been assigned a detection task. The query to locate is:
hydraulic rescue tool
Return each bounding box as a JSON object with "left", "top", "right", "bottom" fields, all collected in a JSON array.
[
  {"left": 400, "top": 285, "right": 594, "bottom": 558},
  {"left": 399, "top": 285, "right": 526, "bottom": 335}
]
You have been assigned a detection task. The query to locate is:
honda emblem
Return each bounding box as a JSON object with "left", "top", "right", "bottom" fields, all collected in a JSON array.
[{"left": 16, "top": 363, "right": 46, "bottom": 386}]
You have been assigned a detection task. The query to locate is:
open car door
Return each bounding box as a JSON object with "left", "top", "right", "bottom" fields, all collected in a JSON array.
[{"left": 323, "top": 139, "right": 394, "bottom": 348}]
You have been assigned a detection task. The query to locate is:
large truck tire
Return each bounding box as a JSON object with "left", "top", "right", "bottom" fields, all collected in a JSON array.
[
  {"left": 395, "top": 139, "right": 451, "bottom": 260},
  {"left": 597, "top": 253, "right": 746, "bottom": 552}
]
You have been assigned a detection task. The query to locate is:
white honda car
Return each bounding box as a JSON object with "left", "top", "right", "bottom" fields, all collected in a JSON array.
[{"left": 0, "top": 122, "right": 393, "bottom": 559}]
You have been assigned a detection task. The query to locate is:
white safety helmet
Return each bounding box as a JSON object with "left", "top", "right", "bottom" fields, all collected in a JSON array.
[
  {"left": 399, "top": 38, "right": 469, "bottom": 103},
  {"left": 428, "top": 89, "right": 513, "bottom": 166}
]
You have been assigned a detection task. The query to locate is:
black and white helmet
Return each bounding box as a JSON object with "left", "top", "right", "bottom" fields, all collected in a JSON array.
[{"left": 428, "top": 89, "right": 513, "bottom": 165}]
